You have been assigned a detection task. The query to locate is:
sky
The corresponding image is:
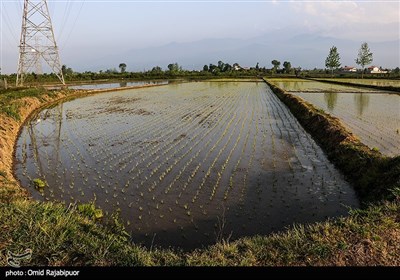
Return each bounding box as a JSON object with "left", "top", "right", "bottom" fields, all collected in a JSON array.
[{"left": 1, "top": 0, "right": 399, "bottom": 73}]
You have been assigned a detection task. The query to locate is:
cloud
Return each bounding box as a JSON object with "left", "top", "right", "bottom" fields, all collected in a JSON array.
[
  {"left": 294, "top": 1, "right": 399, "bottom": 24},
  {"left": 290, "top": 0, "right": 399, "bottom": 40}
]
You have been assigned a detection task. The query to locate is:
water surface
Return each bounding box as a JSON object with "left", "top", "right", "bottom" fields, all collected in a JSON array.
[{"left": 15, "top": 82, "right": 359, "bottom": 249}]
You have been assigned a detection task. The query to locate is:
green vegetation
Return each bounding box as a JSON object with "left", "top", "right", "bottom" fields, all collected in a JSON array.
[
  {"left": 271, "top": 60, "right": 280, "bottom": 74},
  {"left": 0, "top": 81, "right": 399, "bottom": 266},
  {"left": 355, "top": 42, "right": 373, "bottom": 79},
  {"left": 282, "top": 61, "right": 292, "bottom": 74},
  {"left": 0, "top": 196, "right": 399, "bottom": 266},
  {"left": 119, "top": 63, "right": 127, "bottom": 73},
  {"left": 77, "top": 201, "right": 104, "bottom": 220},
  {"left": 32, "top": 178, "right": 46, "bottom": 189},
  {"left": 325, "top": 46, "right": 341, "bottom": 77},
  {"left": 61, "top": 65, "right": 74, "bottom": 77},
  {"left": 0, "top": 87, "right": 58, "bottom": 120}
]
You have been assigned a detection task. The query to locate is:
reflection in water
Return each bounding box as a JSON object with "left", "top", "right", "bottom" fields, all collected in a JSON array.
[
  {"left": 354, "top": 93, "right": 370, "bottom": 116},
  {"left": 323, "top": 92, "right": 338, "bottom": 111},
  {"left": 25, "top": 103, "right": 64, "bottom": 184},
  {"left": 66, "top": 80, "right": 168, "bottom": 90},
  {"left": 293, "top": 82, "right": 302, "bottom": 91},
  {"left": 293, "top": 91, "right": 400, "bottom": 156},
  {"left": 14, "top": 82, "right": 359, "bottom": 250}
]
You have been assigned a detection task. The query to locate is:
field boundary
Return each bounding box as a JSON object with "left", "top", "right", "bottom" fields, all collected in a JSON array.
[
  {"left": 263, "top": 78, "right": 400, "bottom": 202},
  {"left": 1, "top": 80, "right": 399, "bottom": 265}
]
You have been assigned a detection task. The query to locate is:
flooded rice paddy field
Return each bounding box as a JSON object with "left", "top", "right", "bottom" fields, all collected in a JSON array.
[
  {"left": 269, "top": 79, "right": 400, "bottom": 157},
  {"left": 14, "top": 82, "right": 359, "bottom": 249},
  {"left": 48, "top": 80, "right": 168, "bottom": 90},
  {"left": 319, "top": 78, "right": 400, "bottom": 88},
  {"left": 268, "top": 78, "right": 382, "bottom": 93}
]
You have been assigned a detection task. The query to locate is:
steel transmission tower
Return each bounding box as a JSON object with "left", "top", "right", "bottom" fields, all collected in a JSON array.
[{"left": 16, "top": 0, "right": 65, "bottom": 86}]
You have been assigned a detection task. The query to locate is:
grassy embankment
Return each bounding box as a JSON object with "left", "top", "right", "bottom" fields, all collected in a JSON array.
[{"left": 0, "top": 83, "right": 399, "bottom": 266}]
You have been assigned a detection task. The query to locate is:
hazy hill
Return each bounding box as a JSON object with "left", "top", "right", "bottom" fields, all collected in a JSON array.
[{"left": 87, "top": 30, "right": 399, "bottom": 71}]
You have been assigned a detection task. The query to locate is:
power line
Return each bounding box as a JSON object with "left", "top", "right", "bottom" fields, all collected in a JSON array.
[
  {"left": 1, "top": 1, "right": 19, "bottom": 43},
  {"left": 57, "top": 0, "right": 73, "bottom": 42},
  {"left": 60, "top": 0, "right": 85, "bottom": 50}
]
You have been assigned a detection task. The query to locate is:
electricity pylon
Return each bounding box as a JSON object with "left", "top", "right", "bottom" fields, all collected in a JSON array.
[{"left": 16, "top": 0, "right": 65, "bottom": 86}]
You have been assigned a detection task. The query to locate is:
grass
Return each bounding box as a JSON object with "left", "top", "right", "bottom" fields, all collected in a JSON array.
[
  {"left": 0, "top": 197, "right": 399, "bottom": 266},
  {"left": 0, "top": 87, "right": 54, "bottom": 120},
  {"left": 0, "top": 84, "right": 399, "bottom": 266},
  {"left": 77, "top": 201, "right": 104, "bottom": 220}
]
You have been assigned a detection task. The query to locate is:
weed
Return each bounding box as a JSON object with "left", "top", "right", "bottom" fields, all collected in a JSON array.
[
  {"left": 77, "top": 201, "right": 103, "bottom": 220},
  {"left": 2, "top": 103, "right": 20, "bottom": 120},
  {"left": 32, "top": 178, "right": 46, "bottom": 189}
]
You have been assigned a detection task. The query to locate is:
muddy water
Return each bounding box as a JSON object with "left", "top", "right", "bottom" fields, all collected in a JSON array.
[{"left": 14, "top": 82, "right": 359, "bottom": 250}]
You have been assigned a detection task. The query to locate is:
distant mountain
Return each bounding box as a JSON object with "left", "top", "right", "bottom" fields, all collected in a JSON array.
[{"left": 85, "top": 30, "right": 399, "bottom": 71}]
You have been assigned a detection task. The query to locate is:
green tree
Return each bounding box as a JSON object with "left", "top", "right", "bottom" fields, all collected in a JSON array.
[
  {"left": 355, "top": 42, "right": 373, "bottom": 78},
  {"left": 393, "top": 67, "right": 400, "bottom": 77},
  {"left": 61, "top": 65, "right": 67, "bottom": 76},
  {"left": 150, "top": 66, "right": 163, "bottom": 75},
  {"left": 203, "top": 65, "right": 209, "bottom": 72},
  {"left": 167, "top": 63, "right": 180, "bottom": 74},
  {"left": 217, "top": 60, "right": 225, "bottom": 71},
  {"left": 325, "top": 46, "right": 341, "bottom": 77},
  {"left": 283, "top": 61, "right": 292, "bottom": 74},
  {"left": 271, "top": 60, "right": 280, "bottom": 73},
  {"left": 61, "top": 65, "right": 73, "bottom": 77},
  {"left": 295, "top": 67, "right": 302, "bottom": 77},
  {"left": 119, "top": 63, "right": 127, "bottom": 73},
  {"left": 209, "top": 64, "right": 218, "bottom": 73},
  {"left": 223, "top": 63, "right": 232, "bottom": 72}
]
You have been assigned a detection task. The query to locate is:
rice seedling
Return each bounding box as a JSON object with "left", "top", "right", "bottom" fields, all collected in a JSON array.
[{"left": 14, "top": 81, "right": 360, "bottom": 249}]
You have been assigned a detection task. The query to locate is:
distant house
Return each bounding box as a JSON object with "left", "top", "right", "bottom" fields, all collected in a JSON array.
[
  {"left": 367, "top": 66, "right": 388, "bottom": 74},
  {"left": 341, "top": 66, "right": 357, "bottom": 72}
]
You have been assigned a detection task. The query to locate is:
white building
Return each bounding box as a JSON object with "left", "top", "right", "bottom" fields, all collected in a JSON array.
[
  {"left": 341, "top": 66, "right": 357, "bottom": 72},
  {"left": 367, "top": 66, "right": 388, "bottom": 74}
]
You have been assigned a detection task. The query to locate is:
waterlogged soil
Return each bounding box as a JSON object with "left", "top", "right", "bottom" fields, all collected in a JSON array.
[{"left": 14, "top": 82, "right": 359, "bottom": 249}]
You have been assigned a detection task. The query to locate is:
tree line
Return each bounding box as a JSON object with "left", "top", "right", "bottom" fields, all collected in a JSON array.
[
  {"left": 1, "top": 43, "right": 399, "bottom": 86},
  {"left": 325, "top": 42, "right": 387, "bottom": 78}
]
